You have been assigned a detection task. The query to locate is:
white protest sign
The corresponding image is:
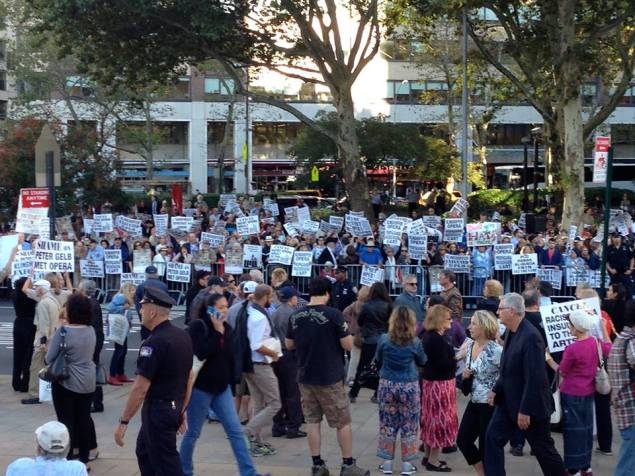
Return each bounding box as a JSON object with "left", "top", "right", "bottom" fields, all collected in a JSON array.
[
  {"left": 346, "top": 214, "right": 372, "bottom": 238},
  {"left": 171, "top": 216, "right": 194, "bottom": 232},
  {"left": 540, "top": 297, "right": 602, "bottom": 353},
  {"left": 444, "top": 254, "right": 470, "bottom": 273},
  {"left": 408, "top": 235, "right": 428, "bottom": 260},
  {"left": 291, "top": 251, "right": 313, "bottom": 277},
  {"left": 55, "top": 216, "right": 76, "bottom": 239},
  {"left": 83, "top": 219, "right": 94, "bottom": 235},
  {"left": 319, "top": 220, "right": 331, "bottom": 234},
  {"left": 104, "top": 249, "right": 122, "bottom": 274},
  {"left": 301, "top": 220, "right": 319, "bottom": 235},
  {"left": 264, "top": 199, "right": 280, "bottom": 217},
  {"left": 449, "top": 198, "right": 469, "bottom": 216},
  {"left": 466, "top": 222, "right": 498, "bottom": 247},
  {"left": 16, "top": 209, "right": 49, "bottom": 234},
  {"left": 133, "top": 249, "right": 152, "bottom": 274},
  {"left": 33, "top": 240, "right": 74, "bottom": 273},
  {"left": 284, "top": 206, "right": 299, "bottom": 223},
  {"left": 349, "top": 210, "right": 365, "bottom": 217},
  {"left": 0, "top": 234, "right": 19, "bottom": 271},
  {"left": 297, "top": 206, "right": 311, "bottom": 225},
  {"left": 511, "top": 253, "right": 538, "bottom": 275},
  {"left": 383, "top": 219, "right": 405, "bottom": 246},
  {"left": 224, "top": 247, "right": 244, "bottom": 274},
  {"left": 11, "top": 250, "right": 34, "bottom": 281},
  {"left": 183, "top": 208, "right": 197, "bottom": 217},
  {"left": 219, "top": 194, "right": 237, "bottom": 208},
  {"left": 93, "top": 214, "right": 113, "bottom": 233},
  {"left": 429, "top": 266, "right": 442, "bottom": 293},
  {"left": 443, "top": 218, "right": 464, "bottom": 242},
  {"left": 283, "top": 223, "right": 299, "bottom": 238},
  {"left": 166, "top": 262, "right": 191, "bottom": 283},
  {"left": 536, "top": 268, "right": 562, "bottom": 291},
  {"left": 236, "top": 216, "right": 260, "bottom": 236},
  {"left": 80, "top": 259, "right": 104, "bottom": 278},
  {"left": 494, "top": 244, "right": 514, "bottom": 271},
  {"left": 518, "top": 213, "right": 526, "bottom": 229},
  {"left": 200, "top": 232, "right": 224, "bottom": 248},
  {"left": 360, "top": 266, "right": 384, "bottom": 286},
  {"left": 329, "top": 216, "right": 344, "bottom": 231},
  {"left": 38, "top": 218, "right": 50, "bottom": 240},
  {"left": 243, "top": 244, "right": 263, "bottom": 267},
  {"left": 408, "top": 218, "right": 426, "bottom": 238},
  {"left": 115, "top": 215, "right": 142, "bottom": 236},
  {"left": 268, "top": 245, "right": 295, "bottom": 265},
  {"left": 153, "top": 214, "right": 169, "bottom": 235},
  {"left": 121, "top": 273, "right": 146, "bottom": 286},
  {"left": 422, "top": 215, "right": 442, "bottom": 229}
]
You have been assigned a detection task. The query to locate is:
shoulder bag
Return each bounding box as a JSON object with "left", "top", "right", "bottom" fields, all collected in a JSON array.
[
  {"left": 461, "top": 341, "right": 474, "bottom": 396},
  {"left": 39, "top": 327, "right": 70, "bottom": 383},
  {"left": 594, "top": 338, "right": 611, "bottom": 395}
]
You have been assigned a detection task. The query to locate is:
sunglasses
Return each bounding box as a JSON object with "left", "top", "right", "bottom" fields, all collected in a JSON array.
[{"left": 406, "top": 282, "right": 418, "bottom": 286}]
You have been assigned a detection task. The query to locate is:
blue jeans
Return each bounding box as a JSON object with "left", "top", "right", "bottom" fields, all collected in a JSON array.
[
  {"left": 180, "top": 386, "right": 257, "bottom": 476},
  {"left": 109, "top": 339, "right": 127, "bottom": 376},
  {"left": 615, "top": 424, "right": 635, "bottom": 476},
  {"left": 561, "top": 393, "right": 593, "bottom": 471}
]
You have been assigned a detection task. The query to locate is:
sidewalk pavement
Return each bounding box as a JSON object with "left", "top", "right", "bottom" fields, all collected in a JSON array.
[{"left": 0, "top": 375, "right": 619, "bottom": 475}]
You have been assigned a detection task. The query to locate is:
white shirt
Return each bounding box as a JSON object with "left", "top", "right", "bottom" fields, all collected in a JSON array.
[
  {"left": 246, "top": 304, "right": 272, "bottom": 363},
  {"left": 6, "top": 456, "right": 87, "bottom": 476}
]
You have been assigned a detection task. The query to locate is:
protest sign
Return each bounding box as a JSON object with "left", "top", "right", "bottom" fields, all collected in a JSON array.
[
  {"left": 346, "top": 214, "right": 372, "bottom": 238},
  {"left": 0, "top": 234, "right": 19, "bottom": 271},
  {"left": 200, "top": 232, "right": 224, "bottom": 248},
  {"left": 283, "top": 223, "right": 299, "bottom": 238},
  {"left": 536, "top": 268, "right": 562, "bottom": 290},
  {"left": 422, "top": 215, "right": 442, "bottom": 229},
  {"left": 443, "top": 218, "right": 464, "bottom": 242},
  {"left": 16, "top": 208, "right": 49, "bottom": 234},
  {"left": 284, "top": 206, "right": 299, "bottom": 223},
  {"left": 408, "top": 218, "right": 426, "bottom": 238},
  {"left": 494, "top": 244, "right": 514, "bottom": 271},
  {"left": 11, "top": 250, "right": 34, "bottom": 281},
  {"left": 269, "top": 245, "right": 295, "bottom": 265},
  {"left": 319, "top": 220, "right": 331, "bottom": 234},
  {"left": 224, "top": 247, "right": 244, "bottom": 274},
  {"left": 349, "top": 210, "right": 365, "bottom": 217},
  {"left": 383, "top": 218, "right": 405, "bottom": 246},
  {"left": 265, "top": 202, "right": 279, "bottom": 217},
  {"left": 133, "top": 249, "right": 152, "bottom": 274},
  {"left": 104, "top": 249, "right": 122, "bottom": 274},
  {"left": 80, "top": 259, "right": 104, "bottom": 278},
  {"left": 83, "top": 219, "right": 94, "bottom": 235},
  {"left": 291, "top": 251, "right": 313, "bottom": 277},
  {"left": 183, "top": 208, "right": 197, "bottom": 217},
  {"left": 55, "top": 216, "right": 76, "bottom": 238},
  {"left": 243, "top": 244, "right": 263, "bottom": 267},
  {"left": 115, "top": 216, "right": 142, "bottom": 236},
  {"left": 219, "top": 194, "right": 237, "bottom": 208},
  {"left": 166, "top": 262, "right": 191, "bottom": 283},
  {"left": 33, "top": 240, "right": 74, "bottom": 273},
  {"left": 119, "top": 273, "right": 144, "bottom": 286},
  {"left": 38, "top": 218, "right": 50, "bottom": 240},
  {"left": 429, "top": 266, "right": 442, "bottom": 293},
  {"left": 93, "top": 214, "right": 113, "bottom": 233},
  {"left": 171, "top": 216, "right": 194, "bottom": 232},
  {"left": 360, "top": 266, "right": 385, "bottom": 286},
  {"left": 518, "top": 213, "right": 526, "bottom": 229},
  {"left": 444, "top": 254, "right": 470, "bottom": 273},
  {"left": 449, "top": 198, "right": 469, "bottom": 216},
  {"left": 408, "top": 235, "right": 428, "bottom": 260},
  {"left": 511, "top": 253, "right": 538, "bottom": 275},
  {"left": 301, "top": 220, "right": 319, "bottom": 235},
  {"left": 466, "top": 222, "right": 498, "bottom": 247},
  {"left": 329, "top": 216, "right": 344, "bottom": 231},
  {"left": 540, "top": 297, "right": 602, "bottom": 353},
  {"left": 297, "top": 207, "right": 311, "bottom": 225},
  {"left": 153, "top": 214, "right": 169, "bottom": 235},
  {"left": 236, "top": 216, "right": 260, "bottom": 236}
]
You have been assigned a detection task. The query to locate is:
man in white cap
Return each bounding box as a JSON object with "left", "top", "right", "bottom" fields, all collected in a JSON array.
[
  {"left": 6, "top": 421, "right": 87, "bottom": 475},
  {"left": 22, "top": 279, "right": 61, "bottom": 405}
]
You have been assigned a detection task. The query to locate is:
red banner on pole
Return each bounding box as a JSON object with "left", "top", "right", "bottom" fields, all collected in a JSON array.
[{"left": 171, "top": 184, "right": 183, "bottom": 215}]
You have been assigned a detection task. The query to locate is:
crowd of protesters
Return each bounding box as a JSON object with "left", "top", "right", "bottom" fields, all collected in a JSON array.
[{"left": 1, "top": 190, "right": 635, "bottom": 476}]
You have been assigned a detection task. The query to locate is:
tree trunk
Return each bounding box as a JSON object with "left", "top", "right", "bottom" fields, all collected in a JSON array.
[
  {"left": 558, "top": 95, "right": 585, "bottom": 229},
  {"left": 217, "top": 100, "right": 235, "bottom": 193},
  {"left": 334, "top": 88, "right": 373, "bottom": 219}
]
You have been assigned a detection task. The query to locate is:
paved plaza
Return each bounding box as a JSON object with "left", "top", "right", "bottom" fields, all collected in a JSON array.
[{"left": 0, "top": 375, "right": 620, "bottom": 475}]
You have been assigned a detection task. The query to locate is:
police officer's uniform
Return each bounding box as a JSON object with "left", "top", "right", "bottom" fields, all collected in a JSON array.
[
  {"left": 331, "top": 267, "right": 357, "bottom": 311},
  {"left": 607, "top": 237, "right": 634, "bottom": 285},
  {"left": 134, "top": 287, "right": 193, "bottom": 476}
]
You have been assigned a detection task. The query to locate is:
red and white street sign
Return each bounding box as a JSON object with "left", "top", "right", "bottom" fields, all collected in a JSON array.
[
  {"left": 20, "top": 188, "right": 49, "bottom": 208},
  {"left": 592, "top": 136, "right": 610, "bottom": 184}
]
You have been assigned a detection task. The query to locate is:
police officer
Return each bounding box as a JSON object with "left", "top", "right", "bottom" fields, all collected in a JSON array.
[
  {"left": 330, "top": 266, "right": 357, "bottom": 311},
  {"left": 114, "top": 286, "right": 193, "bottom": 476},
  {"left": 607, "top": 233, "right": 634, "bottom": 286}
]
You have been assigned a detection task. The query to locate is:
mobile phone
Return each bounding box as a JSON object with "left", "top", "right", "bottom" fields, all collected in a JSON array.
[{"left": 207, "top": 307, "right": 222, "bottom": 320}]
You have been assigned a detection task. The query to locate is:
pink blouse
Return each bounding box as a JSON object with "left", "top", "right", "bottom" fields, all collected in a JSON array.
[{"left": 559, "top": 337, "right": 611, "bottom": 397}]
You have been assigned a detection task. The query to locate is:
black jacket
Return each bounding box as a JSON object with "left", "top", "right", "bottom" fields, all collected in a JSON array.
[
  {"left": 89, "top": 297, "right": 104, "bottom": 363},
  {"left": 232, "top": 301, "right": 254, "bottom": 380},
  {"left": 493, "top": 319, "right": 553, "bottom": 421},
  {"left": 358, "top": 299, "right": 391, "bottom": 340},
  {"left": 476, "top": 297, "right": 499, "bottom": 315},
  {"left": 188, "top": 317, "right": 235, "bottom": 395}
]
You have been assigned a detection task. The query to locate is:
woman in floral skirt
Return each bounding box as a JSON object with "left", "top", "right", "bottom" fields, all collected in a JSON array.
[
  {"left": 420, "top": 304, "right": 458, "bottom": 472},
  {"left": 375, "top": 306, "right": 427, "bottom": 475}
]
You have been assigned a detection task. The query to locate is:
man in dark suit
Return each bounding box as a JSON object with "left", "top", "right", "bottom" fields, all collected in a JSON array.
[{"left": 485, "top": 292, "right": 565, "bottom": 476}]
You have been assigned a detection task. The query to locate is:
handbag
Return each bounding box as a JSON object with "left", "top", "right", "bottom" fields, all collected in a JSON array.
[
  {"left": 594, "top": 338, "right": 611, "bottom": 395},
  {"left": 461, "top": 342, "right": 474, "bottom": 397},
  {"left": 550, "top": 370, "right": 562, "bottom": 425},
  {"left": 38, "top": 327, "right": 70, "bottom": 383},
  {"left": 358, "top": 359, "right": 379, "bottom": 389}
]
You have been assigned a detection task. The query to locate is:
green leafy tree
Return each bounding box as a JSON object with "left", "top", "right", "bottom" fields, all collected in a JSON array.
[
  {"left": 26, "top": 0, "right": 382, "bottom": 217},
  {"left": 400, "top": 0, "right": 635, "bottom": 228}
]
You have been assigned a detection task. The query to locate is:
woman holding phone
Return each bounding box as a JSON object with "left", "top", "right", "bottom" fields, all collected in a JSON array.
[{"left": 179, "top": 293, "right": 263, "bottom": 476}]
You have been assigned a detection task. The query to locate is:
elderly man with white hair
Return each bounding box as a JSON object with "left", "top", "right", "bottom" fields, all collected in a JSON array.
[
  {"left": 6, "top": 421, "right": 87, "bottom": 475},
  {"left": 484, "top": 292, "right": 565, "bottom": 476}
]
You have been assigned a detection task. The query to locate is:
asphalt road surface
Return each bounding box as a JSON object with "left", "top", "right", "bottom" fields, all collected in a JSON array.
[{"left": 0, "top": 299, "right": 185, "bottom": 376}]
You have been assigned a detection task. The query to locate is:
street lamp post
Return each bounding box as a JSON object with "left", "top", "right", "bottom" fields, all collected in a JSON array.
[
  {"left": 521, "top": 135, "right": 530, "bottom": 212},
  {"left": 531, "top": 126, "right": 542, "bottom": 210}
]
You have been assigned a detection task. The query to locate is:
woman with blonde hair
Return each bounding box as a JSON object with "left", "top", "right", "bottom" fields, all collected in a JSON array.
[
  {"left": 477, "top": 279, "right": 504, "bottom": 315},
  {"left": 375, "top": 306, "right": 427, "bottom": 475},
  {"left": 420, "top": 304, "right": 457, "bottom": 472},
  {"left": 105, "top": 282, "right": 136, "bottom": 385},
  {"left": 270, "top": 267, "right": 291, "bottom": 289},
  {"left": 457, "top": 310, "right": 502, "bottom": 476}
]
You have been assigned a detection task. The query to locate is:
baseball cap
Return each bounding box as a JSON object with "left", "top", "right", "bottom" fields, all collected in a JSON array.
[
  {"left": 335, "top": 265, "right": 348, "bottom": 274},
  {"left": 242, "top": 280, "right": 258, "bottom": 294},
  {"left": 278, "top": 286, "right": 298, "bottom": 301},
  {"left": 33, "top": 279, "right": 51, "bottom": 291},
  {"left": 367, "top": 239, "right": 376, "bottom": 247},
  {"left": 35, "top": 421, "right": 70, "bottom": 453},
  {"left": 207, "top": 276, "right": 227, "bottom": 287},
  {"left": 145, "top": 265, "right": 158, "bottom": 275}
]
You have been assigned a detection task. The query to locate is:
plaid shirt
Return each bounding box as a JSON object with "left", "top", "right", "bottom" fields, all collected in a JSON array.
[{"left": 608, "top": 327, "right": 635, "bottom": 430}]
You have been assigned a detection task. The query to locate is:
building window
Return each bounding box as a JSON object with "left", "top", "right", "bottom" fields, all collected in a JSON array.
[
  {"left": 0, "top": 100, "right": 7, "bottom": 120},
  {"left": 66, "top": 75, "right": 93, "bottom": 97},
  {"left": 0, "top": 41, "right": 6, "bottom": 62},
  {"left": 204, "top": 78, "right": 235, "bottom": 95},
  {"left": 619, "top": 85, "right": 635, "bottom": 106},
  {"left": 0, "top": 71, "right": 5, "bottom": 91},
  {"left": 581, "top": 82, "right": 597, "bottom": 107}
]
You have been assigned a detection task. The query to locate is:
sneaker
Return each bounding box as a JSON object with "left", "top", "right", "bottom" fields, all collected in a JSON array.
[
  {"left": 594, "top": 447, "right": 612, "bottom": 456},
  {"left": 312, "top": 464, "right": 330, "bottom": 476},
  {"left": 251, "top": 442, "right": 276, "bottom": 457},
  {"left": 510, "top": 445, "right": 524, "bottom": 457},
  {"left": 340, "top": 460, "right": 370, "bottom": 476},
  {"left": 378, "top": 460, "right": 393, "bottom": 474},
  {"left": 107, "top": 376, "right": 122, "bottom": 386},
  {"left": 401, "top": 462, "right": 417, "bottom": 475},
  {"left": 286, "top": 429, "right": 307, "bottom": 439},
  {"left": 117, "top": 374, "right": 135, "bottom": 383},
  {"left": 21, "top": 398, "right": 41, "bottom": 405}
]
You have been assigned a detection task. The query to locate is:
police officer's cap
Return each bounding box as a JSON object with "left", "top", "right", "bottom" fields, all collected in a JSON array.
[{"left": 140, "top": 286, "right": 176, "bottom": 308}]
